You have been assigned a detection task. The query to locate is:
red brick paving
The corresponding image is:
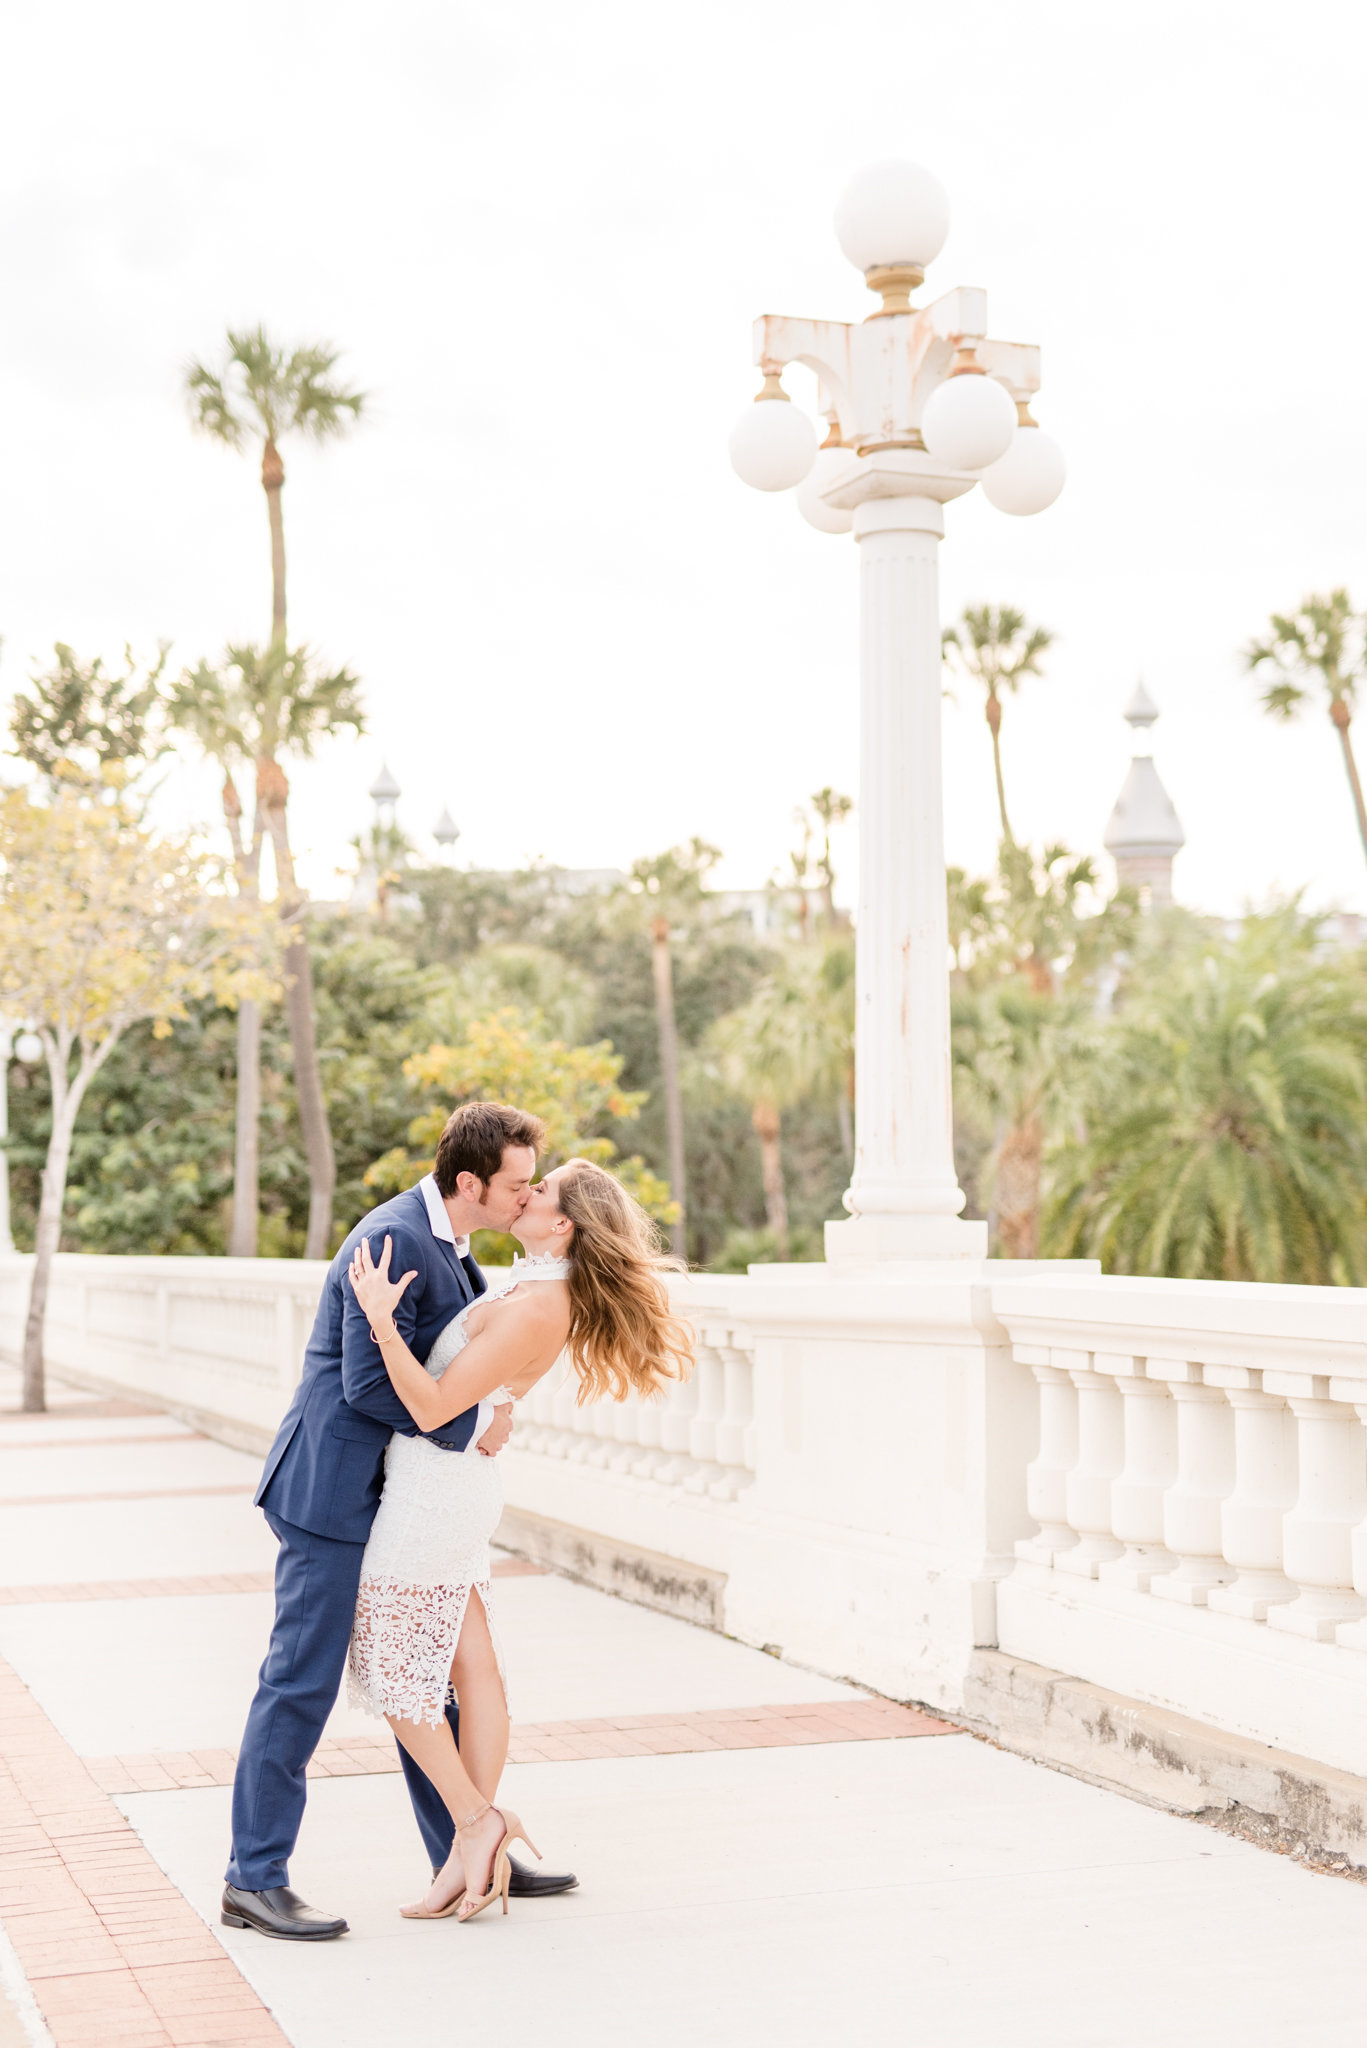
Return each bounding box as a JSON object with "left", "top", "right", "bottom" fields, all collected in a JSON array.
[
  {"left": 0, "top": 1433, "right": 205, "bottom": 1454},
  {"left": 0, "top": 1652, "right": 288, "bottom": 2048},
  {"left": 0, "top": 1486, "right": 257, "bottom": 1510},
  {"left": 84, "top": 1697, "right": 958, "bottom": 1793},
  {"left": 0, "top": 1400, "right": 158, "bottom": 1422},
  {"left": 0, "top": 1557, "right": 545, "bottom": 1607}
]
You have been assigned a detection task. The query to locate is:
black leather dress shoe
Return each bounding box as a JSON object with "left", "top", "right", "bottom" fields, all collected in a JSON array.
[
  {"left": 221, "top": 1885, "right": 348, "bottom": 1940},
  {"left": 432, "top": 1852, "right": 577, "bottom": 1897}
]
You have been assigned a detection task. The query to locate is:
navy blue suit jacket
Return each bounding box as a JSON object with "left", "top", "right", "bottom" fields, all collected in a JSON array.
[{"left": 256, "top": 1184, "right": 487, "bottom": 1543}]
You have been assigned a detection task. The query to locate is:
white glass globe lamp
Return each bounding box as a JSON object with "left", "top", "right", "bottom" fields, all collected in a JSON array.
[
  {"left": 834, "top": 160, "right": 950, "bottom": 278},
  {"left": 797, "top": 442, "right": 857, "bottom": 534},
  {"left": 13, "top": 1031, "right": 43, "bottom": 1064},
  {"left": 729, "top": 377, "right": 818, "bottom": 493},
  {"left": 981, "top": 411, "right": 1067, "bottom": 515},
  {"left": 920, "top": 359, "right": 1016, "bottom": 472}
]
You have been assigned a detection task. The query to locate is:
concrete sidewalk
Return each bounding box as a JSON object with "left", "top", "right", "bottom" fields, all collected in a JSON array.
[{"left": 1, "top": 1363, "right": 1364, "bottom": 2048}]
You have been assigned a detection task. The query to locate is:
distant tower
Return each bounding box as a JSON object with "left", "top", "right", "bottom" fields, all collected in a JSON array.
[
  {"left": 433, "top": 807, "right": 460, "bottom": 864},
  {"left": 369, "top": 762, "right": 401, "bottom": 827},
  {"left": 1103, "top": 683, "right": 1185, "bottom": 908}
]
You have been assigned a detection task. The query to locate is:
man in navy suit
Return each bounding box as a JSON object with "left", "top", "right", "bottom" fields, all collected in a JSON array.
[{"left": 222, "top": 1101, "right": 575, "bottom": 1940}]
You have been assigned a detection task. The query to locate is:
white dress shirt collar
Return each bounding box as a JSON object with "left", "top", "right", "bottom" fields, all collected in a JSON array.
[{"left": 419, "top": 1174, "right": 470, "bottom": 1257}]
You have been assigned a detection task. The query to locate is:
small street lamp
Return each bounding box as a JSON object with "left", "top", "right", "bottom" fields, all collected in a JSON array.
[{"left": 730, "top": 160, "right": 1064, "bottom": 1261}]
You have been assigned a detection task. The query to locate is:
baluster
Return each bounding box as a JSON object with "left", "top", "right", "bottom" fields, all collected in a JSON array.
[
  {"left": 683, "top": 1338, "right": 727, "bottom": 1494},
  {"left": 606, "top": 1390, "right": 643, "bottom": 1473},
  {"left": 1015, "top": 1357, "right": 1080, "bottom": 1566},
  {"left": 709, "top": 1331, "right": 754, "bottom": 1499},
  {"left": 1333, "top": 1399, "right": 1367, "bottom": 1649},
  {"left": 654, "top": 1349, "right": 702, "bottom": 1485},
  {"left": 1267, "top": 1387, "right": 1367, "bottom": 1641},
  {"left": 1098, "top": 1358, "right": 1176, "bottom": 1592},
  {"left": 1055, "top": 1356, "right": 1124, "bottom": 1577},
  {"left": 630, "top": 1385, "right": 668, "bottom": 1478},
  {"left": 1205, "top": 1375, "right": 1297, "bottom": 1620},
  {"left": 1151, "top": 1368, "right": 1235, "bottom": 1604}
]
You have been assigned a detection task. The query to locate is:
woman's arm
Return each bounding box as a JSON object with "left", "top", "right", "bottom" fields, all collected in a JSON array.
[{"left": 349, "top": 1236, "right": 568, "bottom": 1433}]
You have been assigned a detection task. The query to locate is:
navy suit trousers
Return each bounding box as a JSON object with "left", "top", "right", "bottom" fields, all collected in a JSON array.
[{"left": 225, "top": 1512, "right": 458, "bottom": 1889}]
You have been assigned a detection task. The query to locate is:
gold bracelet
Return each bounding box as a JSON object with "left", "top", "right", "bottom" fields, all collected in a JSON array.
[{"left": 369, "top": 1321, "right": 399, "bottom": 1345}]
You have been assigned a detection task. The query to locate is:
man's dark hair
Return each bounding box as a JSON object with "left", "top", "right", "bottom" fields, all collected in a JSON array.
[{"left": 433, "top": 1101, "right": 545, "bottom": 1196}]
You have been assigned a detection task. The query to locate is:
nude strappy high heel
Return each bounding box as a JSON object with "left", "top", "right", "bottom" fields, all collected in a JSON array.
[
  {"left": 457, "top": 1807, "right": 541, "bottom": 1923},
  {"left": 397, "top": 1799, "right": 486, "bottom": 1919}
]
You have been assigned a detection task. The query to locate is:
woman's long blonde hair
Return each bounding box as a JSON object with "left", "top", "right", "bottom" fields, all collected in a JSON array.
[{"left": 554, "top": 1161, "right": 694, "bottom": 1403}]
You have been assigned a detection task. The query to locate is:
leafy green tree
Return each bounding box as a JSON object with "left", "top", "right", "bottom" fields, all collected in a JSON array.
[
  {"left": 1046, "top": 913, "right": 1367, "bottom": 1281},
  {"left": 809, "top": 787, "right": 853, "bottom": 928},
  {"left": 621, "top": 840, "right": 721, "bottom": 1258},
  {"left": 185, "top": 326, "right": 365, "bottom": 653},
  {"left": 947, "top": 842, "right": 1135, "bottom": 1255},
  {"left": 1246, "top": 589, "right": 1367, "bottom": 864},
  {"left": 0, "top": 786, "right": 265, "bottom": 1407},
  {"left": 170, "top": 642, "right": 364, "bottom": 1258},
  {"left": 366, "top": 1008, "right": 663, "bottom": 1262},
  {"left": 942, "top": 604, "right": 1055, "bottom": 842},
  {"left": 711, "top": 943, "right": 852, "bottom": 1256},
  {"left": 8, "top": 644, "right": 170, "bottom": 790}
]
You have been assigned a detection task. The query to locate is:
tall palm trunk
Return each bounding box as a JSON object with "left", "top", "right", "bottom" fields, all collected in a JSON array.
[
  {"left": 222, "top": 773, "right": 263, "bottom": 1257},
  {"left": 995, "top": 1111, "right": 1043, "bottom": 1260},
  {"left": 262, "top": 439, "right": 287, "bottom": 648},
  {"left": 751, "top": 1096, "right": 789, "bottom": 1255},
  {"left": 257, "top": 443, "right": 336, "bottom": 1258},
  {"left": 259, "top": 758, "right": 336, "bottom": 1259},
  {"left": 650, "top": 916, "right": 687, "bottom": 1259},
  {"left": 22, "top": 1034, "right": 115, "bottom": 1410},
  {"left": 1330, "top": 699, "right": 1367, "bottom": 862},
  {"left": 985, "top": 690, "right": 1012, "bottom": 842},
  {"left": 837, "top": 1066, "right": 854, "bottom": 1161}
]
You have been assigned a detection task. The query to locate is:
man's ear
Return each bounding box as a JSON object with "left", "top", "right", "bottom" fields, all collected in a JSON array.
[{"left": 454, "top": 1170, "right": 486, "bottom": 1205}]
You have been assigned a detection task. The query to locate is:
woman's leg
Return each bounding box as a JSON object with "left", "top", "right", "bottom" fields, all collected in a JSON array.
[
  {"left": 386, "top": 1591, "right": 509, "bottom": 1914},
  {"left": 450, "top": 1590, "right": 509, "bottom": 1800}
]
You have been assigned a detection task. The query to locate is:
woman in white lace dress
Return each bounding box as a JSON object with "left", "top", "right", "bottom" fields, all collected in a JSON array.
[{"left": 346, "top": 1158, "right": 692, "bottom": 1924}]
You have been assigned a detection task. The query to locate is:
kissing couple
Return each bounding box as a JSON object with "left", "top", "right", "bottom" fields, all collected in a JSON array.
[{"left": 222, "top": 1101, "right": 693, "bottom": 1938}]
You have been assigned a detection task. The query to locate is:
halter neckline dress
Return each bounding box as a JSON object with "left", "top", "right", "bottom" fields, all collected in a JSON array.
[{"left": 346, "top": 1253, "right": 570, "bottom": 1726}]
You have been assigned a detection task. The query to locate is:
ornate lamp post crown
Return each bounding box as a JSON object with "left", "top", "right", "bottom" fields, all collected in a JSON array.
[{"left": 729, "top": 161, "right": 1065, "bottom": 1262}]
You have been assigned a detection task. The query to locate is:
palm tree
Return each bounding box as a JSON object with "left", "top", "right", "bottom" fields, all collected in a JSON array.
[
  {"left": 171, "top": 644, "right": 364, "bottom": 1257},
  {"left": 1246, "top": 590, "right": 1367, "bottom": 866},
  {"left": 942, "top": 604, "right": 1055, "bottom": 842},
  {"left": 712, "top": 945, "right": 852, "bottom": 1255},
  {"left": 949, "top": 841, "right": 1135, "bottom": 1256},
  {"left": 185, "top": 326, "right": 365, "bottom": 653},
  {"left": 1046, "top": 913, "right": 1367, "bottom": 1282},
  {"left": 184, "top": 328, "right": 365, "bottom": 1255},
  {"left": 955, "top": 980, "right": 1097, "bottom": 1260},
  {"left": 809, "top": 787, "right": 853, "bottom": 927},
  {"left": 625, "top": 841, "right": 720, "bottom": 1259}
]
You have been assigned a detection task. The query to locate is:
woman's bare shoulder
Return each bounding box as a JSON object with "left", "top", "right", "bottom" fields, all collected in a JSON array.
[{"left": 482, "top": 1280, "right": 569, "bottom": 1328}]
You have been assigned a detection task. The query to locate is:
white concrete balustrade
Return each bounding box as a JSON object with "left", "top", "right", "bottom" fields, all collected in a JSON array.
[{"left": 6, "top": 1252, "right": 1367, "bottom": 1783}]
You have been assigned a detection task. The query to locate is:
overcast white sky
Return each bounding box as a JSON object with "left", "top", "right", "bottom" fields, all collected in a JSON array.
[{"left": 2, "top": 0, "right": 1366, "bottom": 914}]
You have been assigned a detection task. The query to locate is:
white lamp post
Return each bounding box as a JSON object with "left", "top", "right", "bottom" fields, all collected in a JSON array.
[{"left": 731, "top": 160, "right": 1065, "bottom": 1261}]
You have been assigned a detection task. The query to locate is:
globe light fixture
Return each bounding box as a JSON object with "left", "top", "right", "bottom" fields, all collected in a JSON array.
[
  {"left": 919, "top": 348, "right": 1017, "bottom": 471},
  {"left": 797, "top": 439, "right": 857, "bottom": 533},
  {"left": 728, "top": 374, "right": 818, "bottom": 492},
  {"left": 14, "top": 1032, "right": 42, "bottom": 1064},
  {"left": 729, "top": 160, "right": 1064, "bottom": 1262},
  {"left": 981, "top": 406, "right": 1067, "bottom": 515},
  {"left": 833, "top": 160, "right": 950, "bottom": 308}
]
